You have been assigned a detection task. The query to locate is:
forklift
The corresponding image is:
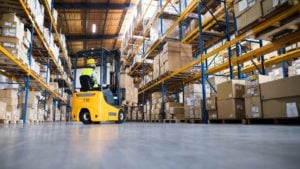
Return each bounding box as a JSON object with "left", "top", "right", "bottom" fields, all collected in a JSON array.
[{"left": 71, "top": 48, "right": 125, "bottom": 124}]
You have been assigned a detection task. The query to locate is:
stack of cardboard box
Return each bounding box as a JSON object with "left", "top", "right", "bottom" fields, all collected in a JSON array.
[
  {"left": 151, "top": 92, "right": 162, "bottom": 120},
  {"left": 19, "top": 91, "right": 41, "bottom": 122},
  {"left": 184, "top": 84, "right": 210, "bottom": 119},
  {"left": 165, "top": 102, "right": 184, "bottom": 119},
  {"left": 160, "top": 41, "right": 193, "bottom": 75},
  {"left": 0, "top": 13, "right": 27, "bottom": 63},
  {"left": 244, "top": 75, "right": 272, "bottom": 119},
  {"left": 120, "top": 73, "right": 138, "bottom": 104},
  {"left": 217, "top": 80, "right": 245, "bottom": 119},
  {"left": 261, "top": 76, "right": 300, "bottom": 118},
  {"left": 0, "top": 90, "right": 19, "bottom": 121},
  {"left": 288, "top": 59, "right": 300, "bottom": 77},
  {"left": 235, "top": 0, "right": 298, "bottom": 31},
  {"left": 153, "top": 54, "right": 161, "bottom": 79},
  {"left": 206, "top": 77, "right": 228, "bottom": 120}
]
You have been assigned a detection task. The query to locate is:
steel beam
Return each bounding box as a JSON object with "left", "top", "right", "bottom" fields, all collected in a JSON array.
[
  {"left": 66, "top": 34, "right": 119, "bottom": 41},
  {"left": 54, "top": 2, "right": 130, "bottom": 10}
]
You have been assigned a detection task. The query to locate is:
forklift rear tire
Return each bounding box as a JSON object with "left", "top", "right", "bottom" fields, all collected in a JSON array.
[
  {"left": 80, "top": 110, "right": 92, "bottom": 124},
  {"left": 117, "top": 110, "right": 125, "bottom": 124}
]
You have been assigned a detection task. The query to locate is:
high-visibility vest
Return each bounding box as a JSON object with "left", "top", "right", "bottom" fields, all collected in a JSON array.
[{"left": 81, "top": 68, "right": 99, "bottom": 88}]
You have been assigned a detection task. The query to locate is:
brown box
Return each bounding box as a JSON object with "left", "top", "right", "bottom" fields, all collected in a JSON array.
[
  {"left": 260, "top": 76, "right": 300, "bottom": 100},
  {"left": 245, "top": 96, "right": 263, "bottom": 118},
  {"left": 262, "top": 0, "right": 298, "bottom": 16},
  {"left": 245, "top": 85, "right": 261, "bottom": 97},
  {"left": 0, "top": 89, "right": 18, "bottom": 99},
  {"left": 236, "top": 0, "right": 263, "bottom": 30},
  {"left": 263, "top": 96, "right": 300, "bottom": 118},
  {"left": 217, "top": 99, "right": 245, "bottom": 119},
  {"left": 206, "top": 96, "right": 217, "bottom": 110},
  {"left": 170, "top": 107, "right": 184, "bottom": 115},
  {"left": 208, "top": 110, "right": 218, "bottom": 120},
  {"left": 217, "top": 80, "right": 245, "bottom": 100}
]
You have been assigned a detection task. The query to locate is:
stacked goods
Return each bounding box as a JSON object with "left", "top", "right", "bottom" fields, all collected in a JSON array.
[
  {"left": 0, "top": 74, "right": 19, "bottom": 89},
  {"left": 244, "top": 75, "right": 272, "bottom": 118},
  {"left": 288, "top": 59, "right": 300, "bottom": 77},
  {"left": 151, "top": 92, "right": 162, "bottom": 120},
  {"left": 260, "top": 76, "right": 300, "bottom": 118},
  {"left": 184, "top": 83, "right": 210, "bottom": 119},
  {"left": 0, "top": 13, "right": 27, "bottom": 63},
  {"left": 144, "top": 101, "right": 151, "bottom": 121},
  {"left": 217, "top": 80, "right": 245, "bottom": 119},
  {"left": 19, "top": 91, "right": 41, "bottom": 122},
  {"left": 120, "top": 73, "right": 138, "bottom": 104},
  {"left": 160, "top": 41, "right": 193, "bottom": 74},
  {"left": 39, "top": 65, "right": 50, "bottom": 82},
  {"left": 206, "top": 76, "right": 228, "bottom": 120},
  {"left": 234, "top": 0, "right": 263, "bottom": 31},
  {"left": 262, "top": 0, "right": 299, "bottom": 16},
  {"left": 150, "top": 18, "right": 179, "bottom": 42},
  {"left": 235, "top": 0, "right": 298, "bottom": 31},
  {"left": 0, "top": 90, "right": 19, "bottom": 121},
  {"left": 45, "top": 95, "right": 54, "bottom": 122},
  {"left": 26, "top": 0, "right": 44, "bottom": 29},
  {"left": 165, "top": 102, "right": 184, "bottom": 119},
  {"left": 268, "top": 64, "right": 287, "bottom": 80},
  {"left": 153, "top": 54, "right": 161, "bottom": 79}
]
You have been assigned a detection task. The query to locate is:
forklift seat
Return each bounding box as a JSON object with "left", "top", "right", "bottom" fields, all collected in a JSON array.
[{"left": 79, "top": 75, "right": 94, "bottom": 92}]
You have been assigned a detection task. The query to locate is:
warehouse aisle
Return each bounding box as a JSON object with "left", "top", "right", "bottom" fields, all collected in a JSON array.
[{"left": 0, "top": 123, "right": 300, "bottom": 169}]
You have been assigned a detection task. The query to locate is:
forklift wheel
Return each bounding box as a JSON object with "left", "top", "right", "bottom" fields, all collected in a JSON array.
[
  {"left": 117, "top": 110, "right": 125, "bottom": 124},
  {"left": 80, "top": 110, "right": 92, "bottom": 124}
]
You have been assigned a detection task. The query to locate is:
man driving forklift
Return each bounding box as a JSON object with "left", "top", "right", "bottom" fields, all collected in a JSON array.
[
  {"left": 81, "top": 58, "right": 100, "bottom": 89},
  {"left": 72, "top": 51, "right": 125, "bottom": 124}
]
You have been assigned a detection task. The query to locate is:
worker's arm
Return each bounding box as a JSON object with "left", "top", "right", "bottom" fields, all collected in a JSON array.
[{"left": 92, "top": 71, "right": 100, "bottom": 85}]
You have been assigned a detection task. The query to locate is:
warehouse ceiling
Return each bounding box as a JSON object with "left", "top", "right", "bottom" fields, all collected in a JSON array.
[{"left": 56, "top": 0, "right": 137, "bottom": 56}]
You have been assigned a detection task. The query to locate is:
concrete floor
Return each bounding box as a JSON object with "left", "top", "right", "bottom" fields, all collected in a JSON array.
[{"left": 0, "top": 123, "right": 300, "bottom": 169}]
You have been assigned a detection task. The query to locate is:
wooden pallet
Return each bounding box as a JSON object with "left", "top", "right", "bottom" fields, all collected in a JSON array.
[
  {"left": 163, "top": 119, "right": 185, "bottom": 123},
  {"left": 245, "top": 118, "right": 300, "bottom": 125},
  {"left": 0, "top": 119, "right": 23, "bottom": 124},
  {"left": 151, "top": 119, "right": 162, "bottom": 123},
  {"left": 209, "top": 119, "right": 247, "bottom": 124},
  {"left": 185, "top": 118, "right": 202, "bottom": 123}
]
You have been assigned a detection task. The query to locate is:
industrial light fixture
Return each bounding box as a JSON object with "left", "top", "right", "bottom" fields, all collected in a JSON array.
[{"left": 92, "top": 24, "right": 96, "bottom": 33}]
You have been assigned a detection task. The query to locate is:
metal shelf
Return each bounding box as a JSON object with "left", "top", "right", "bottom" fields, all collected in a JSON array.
[
  {"left": 19, "top": 0, "right": 73, "bottom": 91},
  {"left": 137, "top": 3, "right": 300, "bottom": 93},
  {"left": 43, "top": 0, "right": 72, "bottom": 78},
  {"left": 0, "top": 45, "right": 67, "bottom": 103}
]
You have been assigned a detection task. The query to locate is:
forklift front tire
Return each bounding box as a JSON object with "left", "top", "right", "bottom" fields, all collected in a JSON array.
[
  {"left": 80, "top": 110, "right": 92, "bottom": 124},
  {"left": 117, "top": 110, "right": 125, "bottom": 124}
]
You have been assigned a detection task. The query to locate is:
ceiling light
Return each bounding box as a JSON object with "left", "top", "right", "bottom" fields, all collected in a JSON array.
[{"left": 92, "top": 24, "right": 96, "bottom": 33}]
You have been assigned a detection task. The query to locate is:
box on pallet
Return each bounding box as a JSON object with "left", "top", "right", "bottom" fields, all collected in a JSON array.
[
  {"left": 263, "top": 97, "right": 300, "bottom": 118},
  {"left": 217, "top": 99, "right": 245, "bottom": 119},
  {"left": 217, "top": 80, "right": 245, "bottom": 100},
  {"left": 245, "top": 96, "right": 262, "bottom": 118},
  {"left": 208, "top": 110, "right": 218, "bottom": 120}
]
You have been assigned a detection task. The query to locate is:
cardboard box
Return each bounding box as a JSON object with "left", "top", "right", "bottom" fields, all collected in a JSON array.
[
  {"left": 245, "top": 96, "right": 262, "bottom": 118},
  {"left": 217, "top": 99, "right": 245, "bottom": 119},
  {"left": 263, "top": 96, "right": 300, "bottom": 118},
  {"left": 208, "top": 110, "right": 218, "bottom": 120},
  {"left": 236, "top": 0, "right": 263, "bottom": 30},
  {"left": 260, "top": 76, "right": 300, "bottom": 100},
  {"left": 217, "top": 80, "right": 245, "bottom": 100},
  {"left": 0, "top": 89, "right": 18, "bottom": 99},
  {"left": 245, "top": 85, "right": 261, "bottom": 97},
  {"left": 262, "top": 0, "right": 298, "bottom": 16},
  {"left": 245, "top": 74, "right": 273, "bottom": 87},
  {"left": 206, "top": 96, "right": 217, "bottom": 110}
]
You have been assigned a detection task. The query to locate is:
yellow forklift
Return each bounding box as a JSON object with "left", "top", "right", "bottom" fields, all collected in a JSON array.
[{"left": 71, "top": 48, "right": 125, "bottom": 124}]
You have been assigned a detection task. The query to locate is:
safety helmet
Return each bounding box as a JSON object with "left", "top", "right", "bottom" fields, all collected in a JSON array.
[{"left": 87, "top": 58, "right": 96, "bottom": 65}]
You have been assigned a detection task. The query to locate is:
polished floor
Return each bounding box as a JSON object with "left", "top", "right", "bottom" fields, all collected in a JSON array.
[{"left": 0, "top": 123, "right": 300, "bottom": 169}]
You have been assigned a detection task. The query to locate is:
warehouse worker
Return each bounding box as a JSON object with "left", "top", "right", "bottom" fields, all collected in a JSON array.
[{"left": 81, "top": 58, "right": 100, "bottom": 89}]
